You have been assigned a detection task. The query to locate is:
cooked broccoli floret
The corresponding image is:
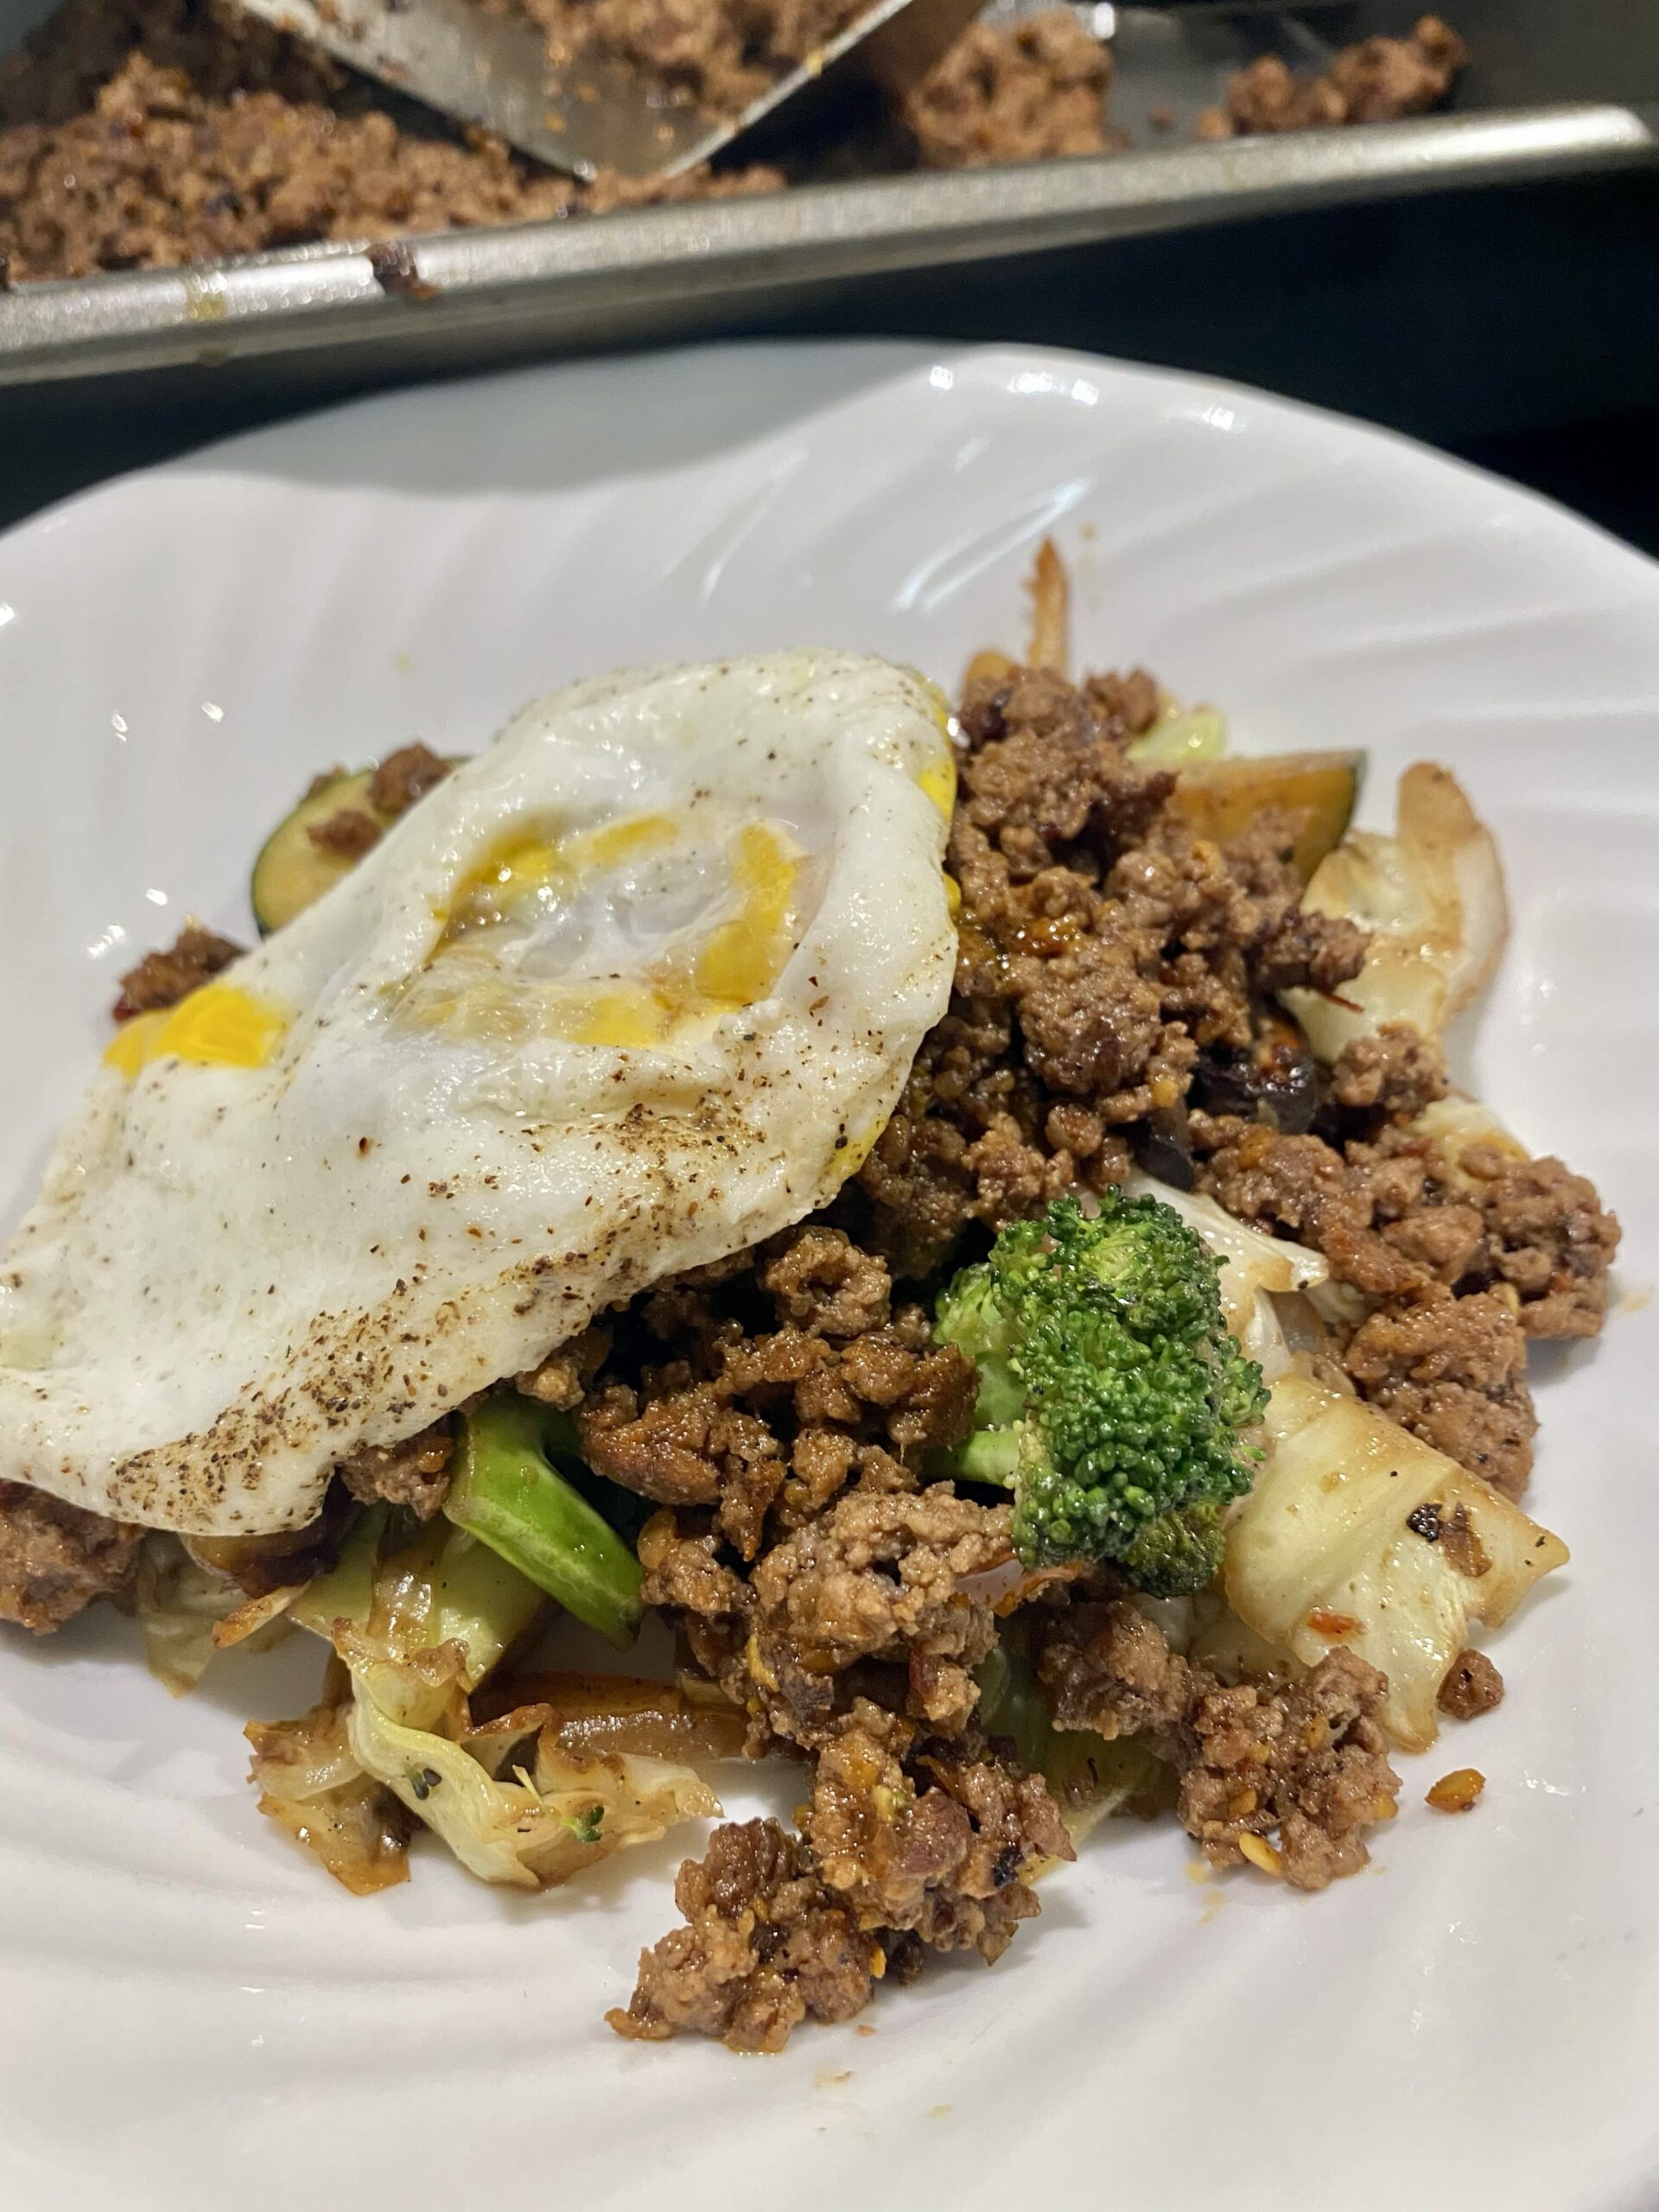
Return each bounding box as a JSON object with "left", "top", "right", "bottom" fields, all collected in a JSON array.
[{"left": 933, "top": 1193, "right": 1268, "bottom": 1595}]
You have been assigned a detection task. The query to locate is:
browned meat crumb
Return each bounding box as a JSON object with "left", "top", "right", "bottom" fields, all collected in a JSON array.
[
  {"left": 518, "top": 0, "right": 865, "bottom": 123},
  {"left": 1344, "top": 1289, "right": 1537, "bottom": 1497},
  {"left": 903, "top": 11, "right": 1114, "bottom": 170},
  {"left": 366, "top": 741, "right": 452, "bottom": 815},
  {"left": 0, "top": 1479, "right": 143, "bottom": 1633},
  {"left": 1195, "top": 15, "right": 1467, "bottom": 140},
  {"left": 761, "top": 1225, "right": 891, "bottom": 1338},
  {"left": 805, "top": 1706, "right": 1071, "bottom": 1955},
  {"left": 1191, "top": 1101, "right": 1617, "bottom": 1475},
  {"left": 578, "top": 1224, "right": 976, "bottom": 1575},
  {"left": 0, "top": 0, "right": 780, "bottom": 283},
  {"left": 855, "top": 668, "right": 1362, "bottom": 1274},
  {"left": 516, "top": 1324, "right": 611, "bottom": 1411},
  {"left": 610, "top": 1710, "right": 1070, "bottom": 2051},
  {"left": 750, "top": 1487, "right": 1012, "bottom": 1679},
  {"left": 1038, "top": 1601, "right": 1400, "bottom": 1890},
  {"left": 112, "top": 921, "right": 243, "bottom": 1019},
  {"left": 1459, "top": 1147, "right": 1622, "bottom": 1338},
  {"left": 307, "top": 809, "right": 381, "bottom": 859},
  {"left": 337, "top": 1425, "right": 454, "bottom": 1520},
  {"left": 1438, "top": 1648, "right": 1503, "bottom": 1721},
  {"left": 365, "top": 239, "right": 437, "bottom": 301},
  {"left": 607, "top": 1817, "right": 882, "bottom": 2051},
  {"left": 1329, "top": 1023, "right": 1449, "bottom": 1120}
]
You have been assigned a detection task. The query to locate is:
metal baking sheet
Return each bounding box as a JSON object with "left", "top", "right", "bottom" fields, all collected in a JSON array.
[{"left": 0, "top": 0, "right": 1655, "bottom": 390}]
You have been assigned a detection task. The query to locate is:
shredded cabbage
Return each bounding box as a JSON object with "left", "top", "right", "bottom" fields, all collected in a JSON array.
[
  {"left": 246, "top": 1675, "right": 411, "bottom": 1896},
  {"left": 136, "top": 1535, "right": 296, "bottom": 1694},
  {"left": 269, "top": 1510, "right": 717, "bottom": 1891},
  {"left": 1224, "top": 1372, "right": 1567, "bottom": 1751},
  {"left": 1281, "top": 762, "right": 1509, "bottom": 1061}
]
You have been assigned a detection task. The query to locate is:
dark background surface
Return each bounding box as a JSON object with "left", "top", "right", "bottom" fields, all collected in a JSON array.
[{"left": 3, "top": 168, "right": 1657, "bottom": 553}]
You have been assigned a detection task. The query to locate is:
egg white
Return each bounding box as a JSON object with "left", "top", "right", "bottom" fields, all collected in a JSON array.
[{"left": 0, "top": 652, "right": 957, "bottom": 1533}]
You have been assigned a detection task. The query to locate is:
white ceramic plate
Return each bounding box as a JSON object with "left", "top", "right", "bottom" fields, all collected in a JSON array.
[{"left": 0, "top": 342, "right": 1655, "bottom": 2212}]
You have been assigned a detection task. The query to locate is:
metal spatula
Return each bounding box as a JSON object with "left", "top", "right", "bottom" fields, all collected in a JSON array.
[{"left": 226, "top": 0, "right": 985, "bottom": 181}]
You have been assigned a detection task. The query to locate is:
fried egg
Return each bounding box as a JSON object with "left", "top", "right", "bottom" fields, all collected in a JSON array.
[{"left": 0, "top": 653, "right": 957, "bottom": 1534}]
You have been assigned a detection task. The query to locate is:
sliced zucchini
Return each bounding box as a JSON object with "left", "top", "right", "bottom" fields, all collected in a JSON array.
[
  {"left": 251, "top": 755, "right": 463, "bottom": 935},
  {"left": 1128, "top": 701, "right": 1228, "bottom": 768},
  {"left": 1165, "top": 748, "right": 1364, "bottom": 883},
  {"left": 251, "top": 768, "right": 385, "bottom": 936}
]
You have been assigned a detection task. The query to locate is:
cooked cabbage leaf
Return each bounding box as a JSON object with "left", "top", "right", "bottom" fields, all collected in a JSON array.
[
  {"left": 136, "top": 1535, "right": 296, "bottom": 1695},
  {"left": 292, "top": 1508, "right": 544, "bottom": 1704},
  {"left": 1224, "top": 1372, "right": 1567, "bottom": 1751},
  {"left": 343, "top": 1646, "right": 719, "bottom": 1890},
  {"left": 273, "top": 1511, "right": 716, "bottom": 1891},
  {"left": 246, "top": 1671, "right": 412, "bottom": 1896},
  {"left": 1281, "top": 762, "right": 1508, "bottom": 1061}
]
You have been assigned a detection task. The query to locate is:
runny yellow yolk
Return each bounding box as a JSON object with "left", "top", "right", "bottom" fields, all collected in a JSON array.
[
  {"left": 443, "top": 812, "right": 678, "bottom": 935},
  {"left": 917, "top": 751, "right": 957, "bottom": 823},
  {"left": 565, "top": 823, "right": 801, "bottom": 1046},
  {"left": 104, "top": 983, "right": 287, "bottom": 1078},
  {"left": 420, "top": 813, "right": 803, "bottom": 1049}
]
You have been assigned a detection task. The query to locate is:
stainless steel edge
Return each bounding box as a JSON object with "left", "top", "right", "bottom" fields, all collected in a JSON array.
[{"left": 0, "top": 103, "right": 1653, "bottom": 389}]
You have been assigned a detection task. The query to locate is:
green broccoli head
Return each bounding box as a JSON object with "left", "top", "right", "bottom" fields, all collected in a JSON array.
[{"left": 934, "top": 1192, "right": 1268, "bottom": 1595}]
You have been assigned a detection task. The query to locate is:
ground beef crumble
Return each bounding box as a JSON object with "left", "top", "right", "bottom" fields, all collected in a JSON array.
[
  {"left": 849, "top": 662, "right": 1364, "bottom": 1277},
  {"left": 1193, "top": 1103, "right": 1618, "bottom": 1491},
  {"left": 1038, "top": 1600, "right": 1401, "bottom": 1889},
  {"left": 337, "top": 1425, "right": 454, "bottom": 1520},
  {"left": 1438, "top": 1647, "right": 1503, "bottom": 1721},
  {"left": 0, "top": 1479, "right": 143, "bottom": 1632},
  {"left": 113, "top": 921, "right": 243, "bottom": 1019},
  {"left": 902, "top": 11, "right": 1117, "bottom": 170},
  {"left": 1195, "top": 15, "right": 1467, "bottom": 140},
  {"left": 607, "top": 1816, "right": 883, "bottom": 2051}
]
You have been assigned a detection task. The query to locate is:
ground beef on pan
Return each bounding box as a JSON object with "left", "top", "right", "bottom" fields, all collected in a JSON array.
[
  {"left": 0, "top": 0, "right": 779, "bottom": 282},
  {"left": 517, "top": 0, "right": 866, "bottom": 124},
  {"left": 1, "top": 0, "right": 1472, "bottom": 284},
  {"left": 1195, "top": 14, "right": 1467, "bottom": 139},
  {"left": 0, "top": 1478, "right": 143, "bottom": 1632},
  {"left": 902, "top": 10, "right": 1116, "bottom": 170},
  {"left": 112, "top": 921, "right": 243, "bottom": 1019}
]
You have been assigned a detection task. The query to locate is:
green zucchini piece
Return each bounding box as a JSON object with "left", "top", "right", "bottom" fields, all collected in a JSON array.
[
  {"left": 1166, "top": 749, "right": 1364, "bottom": 883},
  {"left": 251, "top": 768, "right": 385, "bottom": 936},
  {"left": 1127, "top": 702, "right": 1228, "bottom": 768}
]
